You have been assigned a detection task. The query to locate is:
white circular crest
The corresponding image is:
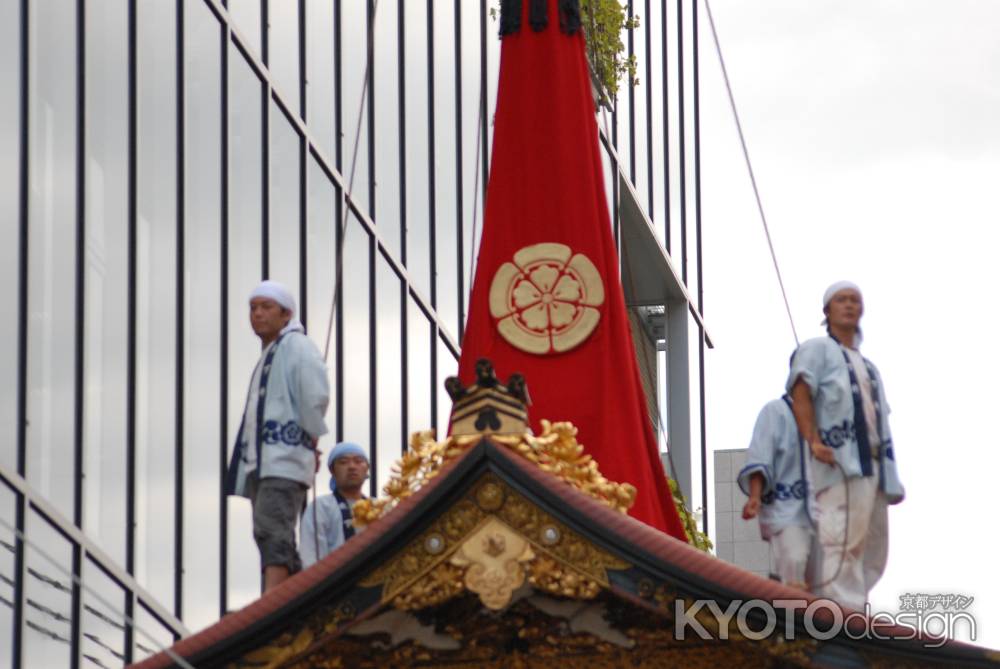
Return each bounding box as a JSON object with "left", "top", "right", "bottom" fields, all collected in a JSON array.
[{"left": 488, "top": 242, "right": 605, "bottom": 355}]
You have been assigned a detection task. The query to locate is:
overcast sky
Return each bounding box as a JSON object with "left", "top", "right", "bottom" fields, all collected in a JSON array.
[{"left": 699, "top": 0, "right": 1000, "bottom": 649}]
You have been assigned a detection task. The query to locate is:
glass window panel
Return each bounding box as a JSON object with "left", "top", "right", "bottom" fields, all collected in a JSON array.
[
  {"left": 436, "top": 336, "right": 458, "bottom": 439},
  {"left": 341, "top": 0, "right": 370, "bottom": 216},
  {"left": 81, "top": 559, "right": 126, "bottom": 669},
  {"left": 133, "top": 602, "right": 176, "bottom": 665},
  {"left": 306, "top": 158, "right": 338, "bottom": 471},
  {"left": 401, "top": 0, "right": 431, "bottom": 302},
  {"left": 375, "top": 259, "right": 402, "bottom": 491},
  {"left": 269, "top": 0, "right": 300, "bottom": 114},
  {"left": 228, "top": 0, "right": 262, "bottom": 59},
  {"left": 305, "top": 0, "right": 336, "bottom": 163},
  {"left": 182, "top": 0, "right": 222, "bottom": 631},
  {"left": 340, "top": 216, "right": 370, "bottom": 468},
  {"left": 0, "top": 0, "right": 19, "bottom": 475},
  {"left": 406, "top": 299, "right": 432, "bottom": 441},
  {"left": 0, "top": 486, "right": 16, "bottom": 669},
  {"left": 136, "top": 0, "right": 178, "bottom": 611},
  {"left": 26, "top": 0, "right": 78, "bottom": 521},
  {"left": 23, "top": 512, "right": 73, "bottom": 667},
  {"left": 431, "top": 1, "right": 459, "bottom": 340},
  {"left": 268, "top": 106, "right": 302, "bottom": 298},
  {"left": 84, "top": 0, "right": 129, "bottom": 572},
  {"left": 227, "top": 45, "right": 265, "bottom": 613},
  {"left": 373, "top": 0, "right": 401, "bottom": 260}
]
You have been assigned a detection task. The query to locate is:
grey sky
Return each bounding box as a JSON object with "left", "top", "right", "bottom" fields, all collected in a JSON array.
[{"left": 701, "top": 0, "right": 1000, "bottom": 648}]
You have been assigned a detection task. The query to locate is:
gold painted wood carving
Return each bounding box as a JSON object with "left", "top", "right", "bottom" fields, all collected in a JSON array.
[
  {"left": 450, "top": 517, "right": 534, "bottom": 610},
  {"left": 359, "top": 475, "right": 628, "bottom": 613},
  {"left": 354, "top": 422, "right": 635, "bottom": 529},
  {"left": 489, "top": 242, "right": 605, "bottom": 355}
]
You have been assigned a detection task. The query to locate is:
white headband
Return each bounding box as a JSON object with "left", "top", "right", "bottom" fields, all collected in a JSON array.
[
  {"left": 250, "top": 280, "right": 296, "bottom": 315},
  {"left": 822, "top": 280, "right": 862, "bottom": 309},
  {"left": 249, "top": 280, "right": 304, "bottom": 335}
]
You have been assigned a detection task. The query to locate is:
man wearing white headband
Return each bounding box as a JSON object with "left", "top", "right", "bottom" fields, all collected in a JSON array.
[
  {"left": 786, "top": 282, "right": 905, "bottom": 610},
  {"left": 225, "top": 280, "right": 330, "bottom": 592},
  {"left": 299, "top": 442, "right": 370, "bottom": 568}
]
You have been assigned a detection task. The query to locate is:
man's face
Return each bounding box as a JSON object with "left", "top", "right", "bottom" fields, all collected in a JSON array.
[
  {"left": 825, "top": 289, "right": 863, "bottom": 330},
  {"left": 250, "top": 297, "right": 291, "bottom": 341},
  {"left": 332, "top": 454, "right": 369, "bottom": 492}
]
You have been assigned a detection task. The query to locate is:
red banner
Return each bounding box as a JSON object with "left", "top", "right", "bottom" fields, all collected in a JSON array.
[{"left": 456, "top": 0, "right": 687, "bottom": 539}]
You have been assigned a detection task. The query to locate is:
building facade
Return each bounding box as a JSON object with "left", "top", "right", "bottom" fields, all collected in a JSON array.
[{"left": 0, "top": 0, "right": 707, "bottom": 666}]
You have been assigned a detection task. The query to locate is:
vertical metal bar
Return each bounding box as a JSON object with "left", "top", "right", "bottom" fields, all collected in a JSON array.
[
  {"left": 676, "top": 0, "right": 687, "bottom": 283},
  {"left": 644, "top": 0, "right": 654, "bottom": 219},
  {"left": 366, "top": 0, "right": 378, "bottom": 496},
  {"left": 219, "top": 15, "right": 230, "bottom": 619},
  {"left": 397, "top": 0, "right": 407, "bottom": 268},
  {"left": 262, "top": 74, "right": 270, "bottom": 278},
  {"left": 427, "top": 0, "right": 439, "bottom": 433},
  {"left": 13, "top": 0, "right": 29, "bottom": 664},
  {"left": 426, "top": 0, "right": 437, "bottom": 312},
  {"left": 397, "top": 0, "right": 409, "bottom": 453},
  {"left": 334, "top": 0, "right": 344, "bottom": 442},
  {"left": 692, "top": 0, "right": 707, "bottom": 532},
  {"left": 368, "top": 233, "right": 377, "bottom": 496},
  {"left": 660, "top": 0, "right": 670, "bottom": 253},
  {"left": 298, "top": 0, "right": 308, "bottom": 327},
  {"left": 367, "top": 0, "right": 376, "bottom": 220},
  {"left": 479, "top": 0, "right": 488, "bottom": 205},
  {"left": 72, "top": 0, "right": 86, "bottom": 664},
  {"left": 261, "top": 0, "right": 269, "bottom": 67},
  {"left": 298, "top": 0, "right": 306, "bottom": 121},
  {"left": 299, "top": 137, "right": 308, "bottom": 329},
  {"left": 173, "top": 0, "right": 186, "bottom": 626},
  {"left": 627, "top": 0, "right": 636, "bottom": 183},
  {"left": 453, "top": 0, "right": 464, "bottom": 343},
  {"left": 125, "top": 0, "right": 139, "bottom": 661}
]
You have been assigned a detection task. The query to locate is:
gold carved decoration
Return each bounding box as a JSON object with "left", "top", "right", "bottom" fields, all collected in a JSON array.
[
  {"left": 359, "top": 475, "right": 629, "bottom": 613},
  {"left": 450, "top": 517, "right": 535, "bottom": 610},
  {"left": 489, "top": 242, "right": 605, "bottom": 355},
  {"left": 354, "top": 422, "right": 635, "bottom": 528}
]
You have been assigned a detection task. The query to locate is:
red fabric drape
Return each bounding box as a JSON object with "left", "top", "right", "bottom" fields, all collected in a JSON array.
[{"left": 455, "top": 0, "right": 687, "bottom": 540}]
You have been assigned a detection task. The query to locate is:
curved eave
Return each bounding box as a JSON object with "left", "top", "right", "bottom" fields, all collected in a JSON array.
[{"left": 132, "top": 439, "right": 997, "bottom": 668}]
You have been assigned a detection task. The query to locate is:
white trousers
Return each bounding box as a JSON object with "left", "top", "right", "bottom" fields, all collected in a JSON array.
[
  {"left": 769, "top": 524, "right": 813, "bottom": 589},
  {"left": 815, "top": 463, "right": 889, "bottom": 610}
]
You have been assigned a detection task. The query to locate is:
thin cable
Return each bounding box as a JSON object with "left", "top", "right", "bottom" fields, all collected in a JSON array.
[
  {"left": 0, "top": 517, "right": 197, "bottom": 669},
  {"left": 701, "top": 0, "right": 798, "bottom": 346},
  {"left": 466, "top": 80, "right": 486, "bottom": 294},
  {"left": 321, "top": 0, "right": 380, "bottom": 363}
]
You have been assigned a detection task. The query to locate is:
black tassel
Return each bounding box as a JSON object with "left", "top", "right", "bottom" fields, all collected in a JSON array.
[
  {"left": 529, "top": 0, "right": 548, "bottom": 32},
  {"left": 559, "top": 0, "right": 581, "bottom": 34},
  {"left": 499, "top": 0, "right": 522, "bottom": 36}
]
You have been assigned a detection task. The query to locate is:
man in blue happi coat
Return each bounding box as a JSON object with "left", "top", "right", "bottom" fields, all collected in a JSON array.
[
  {"left": 787, "top": 281, "right": 905, "bottom": 611},
  {"left": 300, "top": 442, "right": 370, "bottom": 568},
  {"left": 739, "top": 393, "right": 816, "bottom": 590},
  {"left": 225, "top": 280, "right": 331, "bottom": 593}
]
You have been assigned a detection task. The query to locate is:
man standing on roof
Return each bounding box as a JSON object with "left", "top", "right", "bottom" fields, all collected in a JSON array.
[
  {"left": 787, "top": 281, "right": 905, "bottom": 611},
  {"left": 299, "top": 442, "right": 370, "bottom": 568},
  {"left": 740, "top": 393, "right": 816, "bottom": 590},
  {"left": 225, "top": 280, "right": 330, "bottom": 593}
]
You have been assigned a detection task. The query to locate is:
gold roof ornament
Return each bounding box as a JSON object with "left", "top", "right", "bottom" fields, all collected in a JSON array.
[{"left": 354, "top": 421, "right": 636, "bottom": 527}]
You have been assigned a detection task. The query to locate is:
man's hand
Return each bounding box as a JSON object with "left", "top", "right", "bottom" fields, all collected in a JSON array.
[
  {"left": 810, "top": 441, "right": 835, "bottom": 466},
  {"left": 313, "top": 439, "right": 321, "bottom": 473},
  {"left": 742, "top": 496, "right": 761, "bottom": 520}
]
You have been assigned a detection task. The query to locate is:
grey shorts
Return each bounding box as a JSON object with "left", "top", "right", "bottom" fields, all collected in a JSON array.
[{"left": 246, "top": 473, "right": 308, "bottom": 574}]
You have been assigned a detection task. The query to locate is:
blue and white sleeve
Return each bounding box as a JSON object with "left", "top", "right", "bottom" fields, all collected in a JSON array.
[{"left": 737, "top": 404, "right": 777, "bottom": 498}]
